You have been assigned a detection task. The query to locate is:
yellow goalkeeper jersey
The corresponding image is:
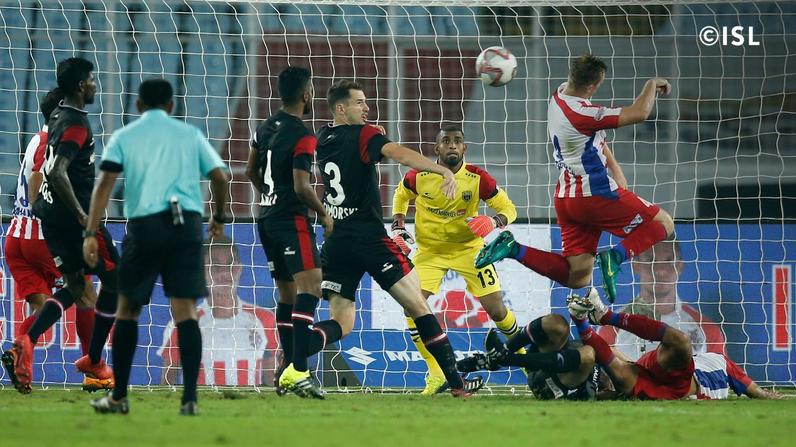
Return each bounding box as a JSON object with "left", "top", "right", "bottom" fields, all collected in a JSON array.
[{"left": 392, "top": 162, "right": 517, "bottom": 252}]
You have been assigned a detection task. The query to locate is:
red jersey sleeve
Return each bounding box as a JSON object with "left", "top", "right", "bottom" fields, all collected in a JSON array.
[
  {"left": 554, "top": 93, "right": 622, "bottom": 135},
  {"left": 359, "top": 124, "right": 389, "bottom": 164},
  {"left": 465, "top": 165, "right": 499, "bottom": 200},
  {"left": 403, "top": 169, "right": 419, "bottom": 194},
  {"left": 31, "top": 132, "right": 48, "bottom": 172}
]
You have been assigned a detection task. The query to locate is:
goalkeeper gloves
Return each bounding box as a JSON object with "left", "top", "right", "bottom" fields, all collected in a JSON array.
[
  {"left": 391, "top": 221, "right": 415, "bottom": 256},
  {"left": 466, "top": 215, "right": 499, "bottom": 238}
]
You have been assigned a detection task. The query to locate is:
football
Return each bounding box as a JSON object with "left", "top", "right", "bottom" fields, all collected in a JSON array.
[{"left": 476, "top": 46, "right": 518, "bottom": 86}]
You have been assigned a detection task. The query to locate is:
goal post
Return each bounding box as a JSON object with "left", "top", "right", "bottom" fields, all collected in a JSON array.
[{"left": 0, "top": 0, "right": 793, "bottom": 391}]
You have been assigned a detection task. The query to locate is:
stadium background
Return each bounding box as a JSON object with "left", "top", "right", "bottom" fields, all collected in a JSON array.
[{"left": 0, "top": 0, "right": 793, "bottom": 390}]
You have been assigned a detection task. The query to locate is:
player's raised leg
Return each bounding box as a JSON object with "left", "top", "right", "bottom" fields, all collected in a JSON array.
[
  {"left": 567, "top": 289, "right": 641, "bottom": 395},
  {"left": 597, "top": 208, "right": 674, "bottom": 302},
  {"left": 475, "top": 230, "right": 596, "bottom": 297}
]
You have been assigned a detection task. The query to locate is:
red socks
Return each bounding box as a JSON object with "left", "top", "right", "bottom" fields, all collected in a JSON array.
[
  {"left": 514, "top": 244, "right": 571, "bottom": 286},
  {"left": 75, "top": 307, "right": 95, "bottom": 356},
  {"left": 18, "top": 313, "right": 37, "bottom": 337},
  {"left": 601, "top": 310, "right": 668, "bottom": 341},
  {"left": 572, "top": 317, "right": 615, "bottom": 366},
  {"left": 618, "top": 220, "right": 668, "bottom": 259}
]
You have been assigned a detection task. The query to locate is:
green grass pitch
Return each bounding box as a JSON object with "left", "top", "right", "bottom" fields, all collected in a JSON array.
[{"left": 1, "top": 388, "right": 794, "bottom": 447}]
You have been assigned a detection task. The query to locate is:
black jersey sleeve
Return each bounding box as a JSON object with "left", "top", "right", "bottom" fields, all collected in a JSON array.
[{"left": 358, "top": 124, "right": 390, "bottom": 165}]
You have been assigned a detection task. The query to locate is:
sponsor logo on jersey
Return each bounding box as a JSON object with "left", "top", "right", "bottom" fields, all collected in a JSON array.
[
  {"left": 425, "top": 207, "right": 466, "bottom": 218},
  {"left": 381, "top": 262, "right": 393, "bottom": 272},
  {"left": 284, "top": 246, "right": 295, "bottom": 256}
]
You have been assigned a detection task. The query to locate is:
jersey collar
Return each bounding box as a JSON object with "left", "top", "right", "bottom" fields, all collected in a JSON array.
[{"left": 58, "top": 100, "right": 88, "bottom": 114}]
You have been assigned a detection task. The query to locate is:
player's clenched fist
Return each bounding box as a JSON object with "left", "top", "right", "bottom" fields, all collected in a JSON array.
[
  {"left": 652, "top": 77, "right": 671, "bottom": 96},
  {"left": 466, "top": 215, "right": 497, "bottom": 238}
]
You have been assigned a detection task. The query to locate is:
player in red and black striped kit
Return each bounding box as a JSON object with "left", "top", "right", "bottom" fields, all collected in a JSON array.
[
  {"left": 247, "top": 66, "right": 333, "bottom": 398},
  {"left": 4, "top": 58, "right": 119, "bottom": 393},
  {"left": 300, "top": 79, "right": 483, "bottom": 397}
]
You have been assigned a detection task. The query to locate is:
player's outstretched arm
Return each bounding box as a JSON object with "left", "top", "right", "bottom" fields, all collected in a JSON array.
[
  {"left": 618, "top": 77, "right": 671, "bottom": 127},
  {"left": 744, "top": 382, "right": 785, "bottom": 400},
  {"left": 83, "top": 169, "right": 119, "bottom": 268},
  {"left": 381, "top": 142, "right": 456, "bottom": 199},
  {"left": 293, "top": 168, "right": 333, "bottom": 236}
]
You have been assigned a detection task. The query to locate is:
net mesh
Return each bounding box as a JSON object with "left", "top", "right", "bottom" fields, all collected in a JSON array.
[{"left": 0, "top": 0, "right": 794, "bottom": 390}]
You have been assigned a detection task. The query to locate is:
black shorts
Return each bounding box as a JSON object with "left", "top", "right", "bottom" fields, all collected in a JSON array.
[
  {"left": 320, "top": 224, "right": 413, "bottom": 300},
  {"left": 118, "top": 210, "right": 206, "bottom": 305},
  {"left": 258, "top": 215, "right": 320, "bottom": 281},
  {"left": 40, "top": 219, "right": 118, "bottom": 276}
]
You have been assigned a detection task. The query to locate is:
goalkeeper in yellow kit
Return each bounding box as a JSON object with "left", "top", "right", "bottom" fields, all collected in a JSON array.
[{"left": 391, "top": 125, "right": 523, "bottom": 395}]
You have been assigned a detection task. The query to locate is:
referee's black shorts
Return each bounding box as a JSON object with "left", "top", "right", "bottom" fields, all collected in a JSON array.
[{"left": 118, "top": 210, "right": 206, "bottom": 305}]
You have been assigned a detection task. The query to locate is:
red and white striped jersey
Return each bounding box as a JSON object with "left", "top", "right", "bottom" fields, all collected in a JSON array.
[
  {"left": 548, "top": 83, "right": 622, "bottom": 199},
  {"left": 159, "top": 299, "right": 277, "bottom": 386},
  {"left": 6, "top": 126, "right": 48, "bottom": 240},
  {"left": 692, "top": 352, "right": 752, "bottom": 400}
]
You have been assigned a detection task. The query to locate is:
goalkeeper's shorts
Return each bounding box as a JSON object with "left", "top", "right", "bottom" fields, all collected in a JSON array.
[{"left": 413, "top": 245, "right": 502, "bottom": 297}]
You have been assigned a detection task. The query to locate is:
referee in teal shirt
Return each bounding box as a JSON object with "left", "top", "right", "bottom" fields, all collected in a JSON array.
[{"left": 82, "top": 79, "right": 230, "bottom": 416}]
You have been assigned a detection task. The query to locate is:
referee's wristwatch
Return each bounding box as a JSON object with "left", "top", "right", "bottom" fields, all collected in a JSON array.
[{"left": 82, "top": 229, "right": 97, "bottom": 239}]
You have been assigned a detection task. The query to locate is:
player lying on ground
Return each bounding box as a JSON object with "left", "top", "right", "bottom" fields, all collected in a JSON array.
[
  {"left": 4, "top": 59, "right": 119, "bottom": 394},
  {"left": 391, "top": 125, "right": 523, "bottom": 395},
  {"left": 567, "top": 288, "right": 781, "bottom": 400},
  {"left": 246, "top": 66, "right": 333, "bottom": 399},
  {"left": 2, "top": 87, "right": 106, "bottom": 393},
  {"left": 457, "top": 315, "right": 600, "bottom": 400},
  {"left": 284, "top": 79, "right": 483, "bottom": 397},
  {"left": 476, "top": 53, "right": 675, "bottom": 303}
]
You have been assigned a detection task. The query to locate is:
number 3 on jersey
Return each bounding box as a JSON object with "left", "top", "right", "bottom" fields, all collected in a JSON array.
[
  {"left": 324, "top": 162, "right": 345, "bottom": 206},
  {"left": 260, "top": 150, "right": 276, "bottom": 206}
]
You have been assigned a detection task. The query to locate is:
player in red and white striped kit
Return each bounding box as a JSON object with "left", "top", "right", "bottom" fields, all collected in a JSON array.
[
  {"left": 476, "top": 53, "right": 675, "bottom": 303},
  {"left": 1, "top": 88, "right": 106, "bottom": 392},
  {"left": 568, "top": 288, "right": 781, "bottom": 400}
]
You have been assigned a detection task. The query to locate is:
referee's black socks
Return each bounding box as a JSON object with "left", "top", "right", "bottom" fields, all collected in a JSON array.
[
  {"left": 177, "top": 319, "right": 202, "bottom": 405},
  {"left": 111, "top": 319, "right": 137, "bottom": 402},
  {"left": 26, "top": 288, "right": 75, "bottom": 344},
  {"left": 414, "top": 314, "right": 464, "bottom": 389},
  {"left": 88, "top": 287, "right": 117, "bottom": 364}
]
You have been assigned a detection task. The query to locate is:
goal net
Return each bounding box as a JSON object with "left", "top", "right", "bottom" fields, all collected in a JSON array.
[{"left": 0, "top": 0, "right": 793, "bottom": 391}]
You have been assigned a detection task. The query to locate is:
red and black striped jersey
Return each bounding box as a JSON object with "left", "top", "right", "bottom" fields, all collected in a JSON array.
[{"left": 251, "top": 110, "right": 316, "bottom": 220}]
